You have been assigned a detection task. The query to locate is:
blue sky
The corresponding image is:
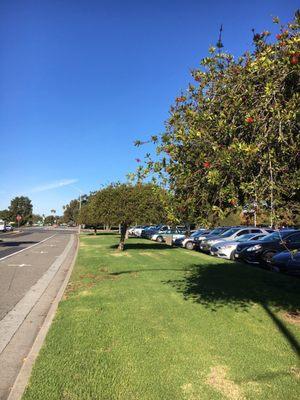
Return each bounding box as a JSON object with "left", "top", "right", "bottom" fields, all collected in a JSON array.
[{"left": 0, "top": 0, "right": 297, "bottom": 215}]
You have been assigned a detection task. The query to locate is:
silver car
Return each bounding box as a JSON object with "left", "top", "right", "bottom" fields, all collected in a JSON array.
[
  {"left": 210, "top": 233, "right": 268, "bottom": 260},
  {"left": 200, "top": 227, "right": 271, "bottom": 253}
]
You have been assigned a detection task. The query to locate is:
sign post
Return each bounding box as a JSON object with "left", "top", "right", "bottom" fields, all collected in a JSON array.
[{"left": 16, "top": 214, "right": 22, "bottom": 228}]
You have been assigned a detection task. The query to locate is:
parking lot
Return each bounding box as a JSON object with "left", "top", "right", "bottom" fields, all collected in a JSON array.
[{"left": 129, "top": 224, "right": 300, "bottom": 276}]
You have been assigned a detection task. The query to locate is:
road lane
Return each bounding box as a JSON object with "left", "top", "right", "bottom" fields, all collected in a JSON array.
[
  {"left": 0, "top": 235, "right": 56, "bottom": 261},
  {"left": 0, "top": 229, "right": 57, "bottom": 259},
  {"left": 0, "top": 229, "right": 74, "bottom": 320},
  {"left": 0, "top": 228, "right": 78, "bottom": 400}
]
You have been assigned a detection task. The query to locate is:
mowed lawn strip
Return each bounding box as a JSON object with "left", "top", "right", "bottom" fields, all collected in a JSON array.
[{"left": 23, "top": 233, "right": 300, "bottom": 400}]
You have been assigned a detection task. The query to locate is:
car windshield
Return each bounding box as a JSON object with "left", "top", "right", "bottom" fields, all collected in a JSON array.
[
  {"left": 260, "top": 232, "right": 282, "bottom": 242},
  {"left": 236, "top": 234, "right": 255, "bottom": 242},
  {"left": 251, "top": 234, "right": 265, "bottom": 240},
  {"left": 191, "top": 230, "right": 205, "bottom": 238},
  {"left": 220, "top": 228, "right": 240, "bottom": 237},
  {"left": 209, "top": 228, "right": 226, "bottom": 235}
]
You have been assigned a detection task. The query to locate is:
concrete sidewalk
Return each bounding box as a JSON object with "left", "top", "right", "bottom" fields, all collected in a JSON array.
[{"left": 0, "top": 232, "right": 78, "bottom": 400}]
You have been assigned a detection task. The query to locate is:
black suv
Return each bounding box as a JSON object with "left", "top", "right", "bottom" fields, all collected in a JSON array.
[{"left": 235, "top": 230, "right": 300, "bottom": 265}]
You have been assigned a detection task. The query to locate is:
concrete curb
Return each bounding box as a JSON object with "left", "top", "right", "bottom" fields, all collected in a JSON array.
[{"left": 7, "top": 235, "right": 79, "bottom": 400}]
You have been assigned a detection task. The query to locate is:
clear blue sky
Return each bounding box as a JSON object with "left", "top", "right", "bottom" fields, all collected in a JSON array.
[{"left": 0, "top": 0, "right": 297, "bottom": 215}]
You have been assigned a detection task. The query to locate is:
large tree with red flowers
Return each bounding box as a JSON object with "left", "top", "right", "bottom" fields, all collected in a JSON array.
[{"left": 134, "top": 11, "right": 300, "bottom": 227}]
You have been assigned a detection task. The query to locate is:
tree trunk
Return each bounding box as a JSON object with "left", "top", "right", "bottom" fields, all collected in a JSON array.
[
  {"left": 185, "top": 223, "right": 191, "bottom": 237},
  {"left": 94, "top": 227, "right": 97, "bottom": 235},
  {"left": 118, "top": 223, "right": 127, "bottom": 251}
]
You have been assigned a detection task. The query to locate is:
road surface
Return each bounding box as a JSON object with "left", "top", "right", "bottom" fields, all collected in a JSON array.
[{"left": 0, "top": 227, "right": 77, "bottom": 400}]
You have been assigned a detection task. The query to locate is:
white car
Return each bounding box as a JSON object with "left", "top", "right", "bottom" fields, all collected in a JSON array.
[
  {"left": 128, "top": 226, "right": 137, "bottom": 235},
  {"left": 180, "top": 229, "right": 210, "bottom": 249},
  {"left": 0, "top": 221, "right": 5, "bottom": 232},
  {"left": 128, "top": 226, "right": 146, "bottom": 237},
  {"left": 152, "top": 229, "right": 185, "bottom": 243},
  {"left": 210, "top": 233, "right": 268, "bottom": 260}
]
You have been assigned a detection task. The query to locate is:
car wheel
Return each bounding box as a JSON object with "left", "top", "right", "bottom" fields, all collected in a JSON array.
[
  {"left": 230, "top": 250, "right": 236, "bottom": 260},
  {"left": 185, "top": 241, "right": 194, "bottom": 250},
  {"left": 262, "top": 251, "right": 276, "bottom": 264},
  {"left": 156, "top": 236, "right": 163, "bottom": 243}
]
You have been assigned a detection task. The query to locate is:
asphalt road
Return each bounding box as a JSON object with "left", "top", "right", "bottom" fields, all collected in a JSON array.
[
  {"left": 0, "top": 227, "right": 76, "bottom": 259},
  {"left": 0, "top": 227, "right": 76, "bottom": 319},
  {"left": 0, "top": 227, "right": 77, "bottom": 400}
]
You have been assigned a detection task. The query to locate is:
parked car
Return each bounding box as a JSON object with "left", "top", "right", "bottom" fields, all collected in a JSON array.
[
  {"left": 235, "top": 229, "right": 300, "bottom": 265},
  {"left": 193, "top": 227, "right": 231, "bottom": 250},
  {"left": 270, "top": 250, "right": 300, "bottom": 275},
  {"left": 5, "top": 225, "right": 14, "bottom": 232},
  {"left": 210, "top": 233, "right": 267, "bottom": 260},
  {"left": 128, "top": 226, "right": 138, "bottom": 235},
  {"left": 132, "top": 226, "right": 149, "bottom": 237},
  {"left": 141, "top": 225, "right": 170, "bottom": 239},
  {"left": 200, "top": 227, "right": 269, "bottom": 253},
  {"left": 151, "top": 228, "right": 185, "bottom": 243},
  {"left": 139, "top": 225, "right": 156, "bottom": 237},
  {"left": 174, "top": 229, "right": 211, "bottom": 249}
]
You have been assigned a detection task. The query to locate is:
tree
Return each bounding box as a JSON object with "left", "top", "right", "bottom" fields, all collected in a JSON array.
[
  {"left": 135, "top": 12, "right": 300, "bottom": 227},
  {"left": 63, "top": 195, "right": 88, "bottom": 225},
  {"left": 31, "top": 214, "right": 43, "bottom": 225},
  {"left": 78, "top": 197, "right": 99, "bottom": 233},
  {"left": 44, "top": 215, "right": 56, "bottom": 225},
  {"left": 9, "top": 196, "right": 33, "bottom": 225},
  {"left": 87, "top": 183, "right": 168, "bottom": 250},
  {"left": 62, "top": 199, "right": 80, "bottom": 224},
  {"left": 0, "top": 209, "right": 12, "bottom": 222}
]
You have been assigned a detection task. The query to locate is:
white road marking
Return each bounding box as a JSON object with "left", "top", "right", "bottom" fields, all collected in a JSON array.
[
  {"left": 32, "top": 251, "right": 48, "bottom": 254},
  {"left": 0, "top": 235, "right": 56, "bottom": 262},
  {"left": 8, "top": 264, "right": 32, "bottom": 267},
  {"left": 0, "top": 234, "right": 74, "bottom": 354}
]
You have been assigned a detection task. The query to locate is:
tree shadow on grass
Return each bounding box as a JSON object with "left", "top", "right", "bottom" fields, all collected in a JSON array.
[
  {"left": 163, "top": 260, "right": 300, "bottom": 357},
  {"left": 85, "top": 232, "right": 117, "bottom": 236},
  {"left": 109, "top": 242, "right": 173, "bottom": 250},
  {"left": 110, "top": 268, "right": 188, "bottom": 276}
]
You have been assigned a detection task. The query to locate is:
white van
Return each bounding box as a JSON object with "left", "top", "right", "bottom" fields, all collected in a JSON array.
[{"left": 0, "top": 219, "right": 6, "bottom": 232}]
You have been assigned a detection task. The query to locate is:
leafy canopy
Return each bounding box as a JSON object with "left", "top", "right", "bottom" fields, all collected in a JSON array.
[{"left": 134, "top": 12, "right": 300, "bottom": 226}]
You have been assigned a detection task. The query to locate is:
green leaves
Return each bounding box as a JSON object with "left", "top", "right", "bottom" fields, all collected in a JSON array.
[
  {"left": 80, "top": 183, "right": 169, "bottom": 227},
  {"left": 133, "top": 12, "right": 300, "bottom": 226}
]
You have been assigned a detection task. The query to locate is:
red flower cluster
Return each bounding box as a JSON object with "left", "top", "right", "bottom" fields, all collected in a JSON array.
[
  {"left": 176, "top": 96, "right": 186, "bottom": 103},
  {"left": 203, "top": 161, "right": 211, "bottom": 169},
  {"left": 276, "top": 30, "right": 288, "bottom": 40},
  {"left": 245, "top": 117, "right": 254, "bottom": 124},
  {"left": 290, "top": 53, "right": 299, "bottom": 65}
]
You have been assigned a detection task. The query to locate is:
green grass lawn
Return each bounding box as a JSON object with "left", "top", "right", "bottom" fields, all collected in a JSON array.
[{"left": 23, "top": 234, "right": 300, "bottom": 400}]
